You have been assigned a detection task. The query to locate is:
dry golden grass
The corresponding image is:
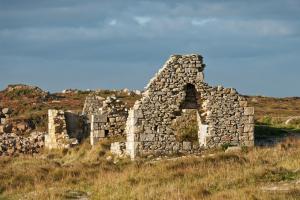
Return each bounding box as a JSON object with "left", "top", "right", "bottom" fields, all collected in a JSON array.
[
  {"left": 1, "top": 89, "right": 300, "bottom": 199},
  {"left": 246, "top": 96, "right": 300, "bottom": 120},
  {"left": 0, "top": 139, "right": 299, "bottom": 200}
]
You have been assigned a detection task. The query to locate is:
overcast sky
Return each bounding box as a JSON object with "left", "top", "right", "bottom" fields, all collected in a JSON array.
[{"left": 0, "top": 0, "right": 300, "bottom": 97}]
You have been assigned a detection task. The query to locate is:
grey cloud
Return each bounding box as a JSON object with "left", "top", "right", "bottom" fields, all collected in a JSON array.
[{"left": 0, "top": 0, "right": 300, "bottom": 96}]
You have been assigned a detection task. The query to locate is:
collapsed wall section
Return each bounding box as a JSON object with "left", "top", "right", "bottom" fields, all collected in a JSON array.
[{"left": 82, "top": 95, "right": 104, "bottom": 116}]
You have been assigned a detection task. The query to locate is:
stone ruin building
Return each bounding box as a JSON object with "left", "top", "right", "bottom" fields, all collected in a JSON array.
[
  {"left": 46, "top": 95, "right": 128, "bottom": 148},
  {"left": 45, "top": 54, "right": 254, "bottom": 160},
  {"left": 112, "top": 54, "right": 254, "bottom": 159}
]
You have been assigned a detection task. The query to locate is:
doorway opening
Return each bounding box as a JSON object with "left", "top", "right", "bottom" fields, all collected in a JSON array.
[{"left": 172, "top": 83, "right": 208, "bottom": 146}]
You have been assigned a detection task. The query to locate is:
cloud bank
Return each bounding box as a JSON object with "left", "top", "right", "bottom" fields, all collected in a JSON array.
[{"left": 0, "top": 0, "right": 300, "bottom": 96}]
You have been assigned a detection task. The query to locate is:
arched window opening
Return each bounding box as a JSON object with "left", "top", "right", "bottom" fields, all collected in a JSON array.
[{"left": 180, "top": 83, "right": 199, "bottom": 109}]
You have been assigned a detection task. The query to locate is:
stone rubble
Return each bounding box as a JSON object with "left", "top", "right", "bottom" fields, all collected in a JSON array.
[
  {"left": 0, "top": 107, "right": 12, "bottom": 133},
  {"left": 0, "top": 132, "right": 45, "bottom": 156}
]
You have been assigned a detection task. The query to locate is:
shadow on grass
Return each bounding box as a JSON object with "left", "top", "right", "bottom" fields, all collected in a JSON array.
[{"left": 254, "top": 124, "right": 300, "bottom": 147}]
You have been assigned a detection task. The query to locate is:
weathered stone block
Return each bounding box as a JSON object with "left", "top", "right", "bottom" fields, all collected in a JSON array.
[
  {"left": 109, "top": 118, "right": 116, "bottom": 123},
  {"left": 244, "top": 124, "right": 254, "bottom": 132},
  {"left": 111, "top": 142, "right": 126, "bottom": 155},
  {"left": 173, "top": 143, "right": 180, "bottom": 151},
  {"left": 239, "top": 101, "right": 248, "bottom": 107},
  {"left": 0, "top": 118, "right": 6, "bottom": 124},
  {"left": 16, "top": 122, "right": 28, "bottom": 132},
  {"left": 93, "top": 130, "right": 105, "bottom": 138},
  {"left": 244, "top": 107, "right": 254, "bottom": 115},
  {"left": 183, "top": 141, "right": 192, "bottom": 151},
  {"left": 3, "top": 124, "right": 12, "bottom": 133},
  {"left": 248, "top": 116, "right": 254, "bottom": 124},
  {"left": 140, "top": 134, "right": 155, "bottom": 142},
  {"left": 2, "top": 108, "right": 11, "bottom": 115},
  {"left": 94, "top": 115, "right": 108, "bottom": 123}
]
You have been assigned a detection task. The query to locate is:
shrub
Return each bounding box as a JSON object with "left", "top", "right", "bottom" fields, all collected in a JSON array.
[{"left": 261, "top": 116, "right": 272, "bottom": 125}]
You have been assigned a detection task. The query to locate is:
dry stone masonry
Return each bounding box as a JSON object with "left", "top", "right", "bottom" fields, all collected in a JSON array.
[
  {"left": 111, "top": 54, "right": 254, "bottom": 159},
  {"left": 43, "top": 54, "right": 254, "bottom": 159},
  {"left": 45, "top": 94, "right": 129, "bottom": 148},
  {"left": 89, "top": 96, "right": 128, "bottom": 145},
  {"left": 82, "top": 94, "right": 105, "bottom": 116},
  {"left": 0, "top": 132, "right": 44, "bottom": 156},
  {"left": 45, "top": 110, "right": 79, "bottom": 149}
]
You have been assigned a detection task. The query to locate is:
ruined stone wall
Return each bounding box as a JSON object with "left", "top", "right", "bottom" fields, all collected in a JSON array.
[
  {"left": 120, "top": 54, "right": 254, "bottom": 159},
  {"left": 90, "top": 96, "right": 128, "bottom": 145},
  {"left": 65, "top": 111, "right": 86, "bottom": 141},
  {"left": 45, "top": 110, "right": 79, "bottom": 149},
  {"left": 82, "top": 95, "right": 105, "bottom": 116}
]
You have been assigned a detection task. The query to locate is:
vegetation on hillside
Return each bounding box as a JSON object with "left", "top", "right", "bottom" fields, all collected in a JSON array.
[{"left": 0, "top": 85, "right": 140, "bottom": 132}]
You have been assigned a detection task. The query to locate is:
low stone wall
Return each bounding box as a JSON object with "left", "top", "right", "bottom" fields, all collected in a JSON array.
[
  {"left": 82, "top": 94, "right": 105, "bottom": 116},
  {"left": 0, "top": 132, "right": 44, "bottom": 156}
]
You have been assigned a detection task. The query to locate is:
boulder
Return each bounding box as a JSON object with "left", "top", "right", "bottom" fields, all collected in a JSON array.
[
  {"left": 2, "top": 108, "right": 11, "bottom": 115},
  {"left": 0, "top": 118, "right": 6, "bottom": 124},
  {"left": 3, "top": 124, "right": 12, "bottom": 133},
  {"left": 134, "top": 90, "right": 142, "bottom": 95},
  {"left": 123, "top": 88, "right": 129, "bottom": 92},
  {"left": 16, "top": 122, "right": 29, "bottom": 132}
]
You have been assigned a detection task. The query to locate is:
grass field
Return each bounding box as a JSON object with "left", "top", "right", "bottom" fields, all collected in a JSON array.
[
  {"left": 1, "top": 86, "right": 300, "bottom": 199},
  {"left": 0, "top": 139, "right": 299, "bottom": 200}
]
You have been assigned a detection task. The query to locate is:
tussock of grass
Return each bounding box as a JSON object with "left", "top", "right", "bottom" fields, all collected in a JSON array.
[{"left": 0, "top": 139, "right": 299, "bottom": 199}]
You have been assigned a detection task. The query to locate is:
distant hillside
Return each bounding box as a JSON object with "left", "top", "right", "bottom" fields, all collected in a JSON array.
[
  {"left": 246, "top": 96, "right": 300, "bottom": 121},
  {"left": 1, "top": 84, "right": 300, "bottom": 132},
  {"left": 0, "top": 84, "right": 140, "bottom": 132}
]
